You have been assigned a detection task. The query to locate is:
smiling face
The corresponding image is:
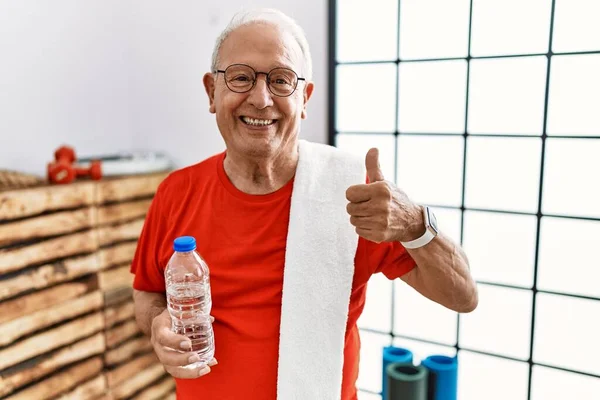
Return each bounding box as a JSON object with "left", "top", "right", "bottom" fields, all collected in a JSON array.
[{"left": 203, "top": 22, "right": 314, "bottom": 160}]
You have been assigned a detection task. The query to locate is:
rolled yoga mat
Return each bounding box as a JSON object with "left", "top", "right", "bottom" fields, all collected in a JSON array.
[
  {"left": 382, "top": 346, "right": 413, "bottom": 399},
  {"left": 386, "top": 363, "right": 428, "bottom": 400},
  {"left": 421, "top": 355, "right": 458, "bottom": 400}
]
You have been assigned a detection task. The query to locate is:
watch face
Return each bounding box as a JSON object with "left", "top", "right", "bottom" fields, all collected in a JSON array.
[{"left": 427, "top": 207, "right": 439, "bottom": 234}]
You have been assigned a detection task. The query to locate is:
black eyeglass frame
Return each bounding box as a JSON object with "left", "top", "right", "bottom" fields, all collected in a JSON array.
[{"left": 215, "top": 63, "right": 306, "bottom": 97}]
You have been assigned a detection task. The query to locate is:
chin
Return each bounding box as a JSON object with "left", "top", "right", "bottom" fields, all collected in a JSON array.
[
  {"left": 238, "top": 138, "right": 280, "bottom": 158},
  {"left": 226, "top": 123, "right": 297, "bottom": 159}
]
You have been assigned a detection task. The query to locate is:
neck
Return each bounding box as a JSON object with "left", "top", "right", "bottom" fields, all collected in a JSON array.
[{"left": 223, "top": 144, "right": 298, "bottom": 195}]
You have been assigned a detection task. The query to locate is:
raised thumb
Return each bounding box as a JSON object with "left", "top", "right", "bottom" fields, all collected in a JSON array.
[{"left": 365, "top": 148, "right": 384, "bottom": 183}]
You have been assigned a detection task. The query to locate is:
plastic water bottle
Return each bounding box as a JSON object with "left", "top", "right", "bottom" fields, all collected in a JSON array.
[{"left": 165, "top": 236, "right": 214, "bottom": 367}]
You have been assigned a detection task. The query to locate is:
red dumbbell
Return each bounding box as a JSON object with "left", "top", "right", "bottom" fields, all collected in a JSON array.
[
  {"left": 54, "top": 146, "right": 76, "bottom": 164},
  {"left": 47, "top": 146, "right": 102, "bottom": 184},
  {"left": 47, "top": 146, "right": 77, "bottom": 184},
  {"left": 73, "top": 160, "right": 102, "bottom": 181}
]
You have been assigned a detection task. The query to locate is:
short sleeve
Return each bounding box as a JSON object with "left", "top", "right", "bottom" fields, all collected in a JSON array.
[
  {"left": 363, "top": 238, "right": 416, "bottom": 280},
  {"left": 130, "top": 182, "right": 168, "bottom": 293}
]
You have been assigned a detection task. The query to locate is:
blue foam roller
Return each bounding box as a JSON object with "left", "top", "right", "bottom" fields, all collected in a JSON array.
[
  {"left": 421, "top": 355, "right": 458, "bottom": 400},
  {"left": 382, "top": 346, "right": 413, "bottom": 399}
]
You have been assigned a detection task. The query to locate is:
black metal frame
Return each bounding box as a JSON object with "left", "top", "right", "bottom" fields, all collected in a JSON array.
[{"left": 328, "top": 0, "right": 600, "bottom": 397}]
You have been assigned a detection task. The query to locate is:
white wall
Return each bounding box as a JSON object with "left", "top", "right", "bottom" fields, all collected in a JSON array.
[
  {"left": 0, "top": 1, "right": 328, "bottom": 176},
  {"left": 0, "top": 1, "right": 133, "bottom": 176}
]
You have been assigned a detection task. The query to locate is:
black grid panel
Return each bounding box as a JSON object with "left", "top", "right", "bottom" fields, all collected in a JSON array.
[{"left": 328, "top": 0, "right": 600, "bottom": 398}]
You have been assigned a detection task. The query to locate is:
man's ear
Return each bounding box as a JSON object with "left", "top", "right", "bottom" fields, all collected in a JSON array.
[
  {"left": 301, "top": 82, "right": 314, "bottom": 119},
  {"left": 203, "top": 72, "right": 216, "bottom": 114}
]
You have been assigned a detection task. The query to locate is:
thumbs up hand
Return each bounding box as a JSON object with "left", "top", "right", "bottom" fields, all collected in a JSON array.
[{"left": 345, "top": 148, "right": 424, "bottom": 244}]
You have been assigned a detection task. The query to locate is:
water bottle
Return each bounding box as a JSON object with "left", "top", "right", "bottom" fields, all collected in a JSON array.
[{"left": 165, "top": 236, "right": 214, "bottom": 367}]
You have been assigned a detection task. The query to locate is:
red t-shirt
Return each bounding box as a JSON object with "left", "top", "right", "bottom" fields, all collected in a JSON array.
[{"left": 131, "top": 152, "right": 416, "bottom": 400}]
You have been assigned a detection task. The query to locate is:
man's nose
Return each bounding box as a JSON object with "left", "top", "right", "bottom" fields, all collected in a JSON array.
[{"left": 247, "top": 74, "right": 274, "bottom": 109}]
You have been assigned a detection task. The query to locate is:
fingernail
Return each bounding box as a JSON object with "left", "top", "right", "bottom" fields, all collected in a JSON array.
[
  {"left": 198, "top": 366, "right": 211, "bottom": 377},
  {"left": 180, "top": 341, "right": 191, "bottom": 350},
  {"left": 188, "top": 355, "right": 200, "bottom": 363},
  {"left": 208, "top": 358, "right": 218, "bottom": 366}
]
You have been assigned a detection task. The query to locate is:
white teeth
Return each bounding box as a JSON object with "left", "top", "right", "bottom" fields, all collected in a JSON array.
[{"left": 242, "top": 117, "right": 274, "bottom": 126}]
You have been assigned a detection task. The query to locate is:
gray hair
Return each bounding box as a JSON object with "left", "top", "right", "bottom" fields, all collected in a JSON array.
[{"left": 211, "top": 8, "right": 313, "bottom": 81}]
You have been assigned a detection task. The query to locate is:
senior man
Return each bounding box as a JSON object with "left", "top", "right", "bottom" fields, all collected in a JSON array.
[{"left": 131, "top": 8, "right": 478, "bottom": 400}]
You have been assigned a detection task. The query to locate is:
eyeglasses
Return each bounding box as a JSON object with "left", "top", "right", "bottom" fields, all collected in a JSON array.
[{"left": 215, "top": 64, "right": 306, "bottom": 97}]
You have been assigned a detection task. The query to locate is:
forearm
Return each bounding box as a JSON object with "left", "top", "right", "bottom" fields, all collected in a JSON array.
[
  {"left": 133, "top": 289, "right": 167, "bottom": 336},
  {"left": 402, "top": 233, "right": 478, "bottom": 313}
]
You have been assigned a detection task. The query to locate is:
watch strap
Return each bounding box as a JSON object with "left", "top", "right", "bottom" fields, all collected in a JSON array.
[{"left": 400, "top": 228, "right": 436, "bottom": 249}]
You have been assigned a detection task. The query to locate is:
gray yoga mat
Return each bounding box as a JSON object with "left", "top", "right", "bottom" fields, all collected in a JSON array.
[{"left": 385, "top": 362, "right": 429, "bottom": 400}]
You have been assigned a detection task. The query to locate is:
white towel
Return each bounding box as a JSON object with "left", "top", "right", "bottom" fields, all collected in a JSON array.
[{"left": 277, "top": 140, "right": 366, "bottom": 400}]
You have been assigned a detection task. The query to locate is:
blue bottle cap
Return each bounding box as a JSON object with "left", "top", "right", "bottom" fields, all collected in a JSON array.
[{"left": 173, "top": 236, "right": 196, "bottom": 252}]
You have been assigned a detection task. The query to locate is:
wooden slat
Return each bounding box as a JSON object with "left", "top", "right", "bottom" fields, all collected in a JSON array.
[
  {"left": 0, "top": 312, "right": 104, "bottom": 371},
  {"left": 5, "top": 356, "right": 103, "bottom": 400},
  {"left": 106, "top": 352, "right": 157, "bottom": 387},
  {"left": 0, "top": 170, "right": 44, "bottom": 191},
  {"left": 95, "top": 173, "right": 167, "bottom": 204},
  {"left": 97, "top": 219, "right": 144, "bottom": 247},
  {"left": 56, "top": 375, "right": 107, "bottom": 400},
  {"left": 0, "top": 333, "right": 104, "bottom": 397},
  {"left": 99, "top": 265, "right": 133, "bottom": 292},
  {"left": 0, "top": 208, "right": 96, "bottom": 247},
  {"left": 94, "top": 395, "right": 115, "bottom": 400},
  {"left": 104, "top": 286, "right": 133, "bottom": 307},
  {"left": 0, "top": 253, "right": 99, "bottom": 301},
  {"left": 131, "top": 375, "right": 175, "bottom": 400},
  {"left": 0, "top": 279, "right": 93, "bottom": 324},
  {"left": 97, "top": 242, "right": 137, "bottom": 270},
  {"left": 0, "top": 182, "right": 95, "bottom": 221},
  {"left": 104, "top": 301, "right": 135, "bottom": 329},
  {"left": 111, "top": 364, "right": 166, "bottom": 400},
  {"left": 0, "top": 229, "right": 98, "bottom": 275},
  {"left": 104, "top": 336, "right": 152, "bottom": 367},
  {"left": 105, "top": 319, "right": 140, "bottom": 348},
  {"left": 162, "top": 393, "right": 176, "bottom": 400},
  {"left": 0, "top": 291, "right": 103, "bottom": 346},
  {"left": 96, "top": 199, "right": 152, "bottom": 226}
]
